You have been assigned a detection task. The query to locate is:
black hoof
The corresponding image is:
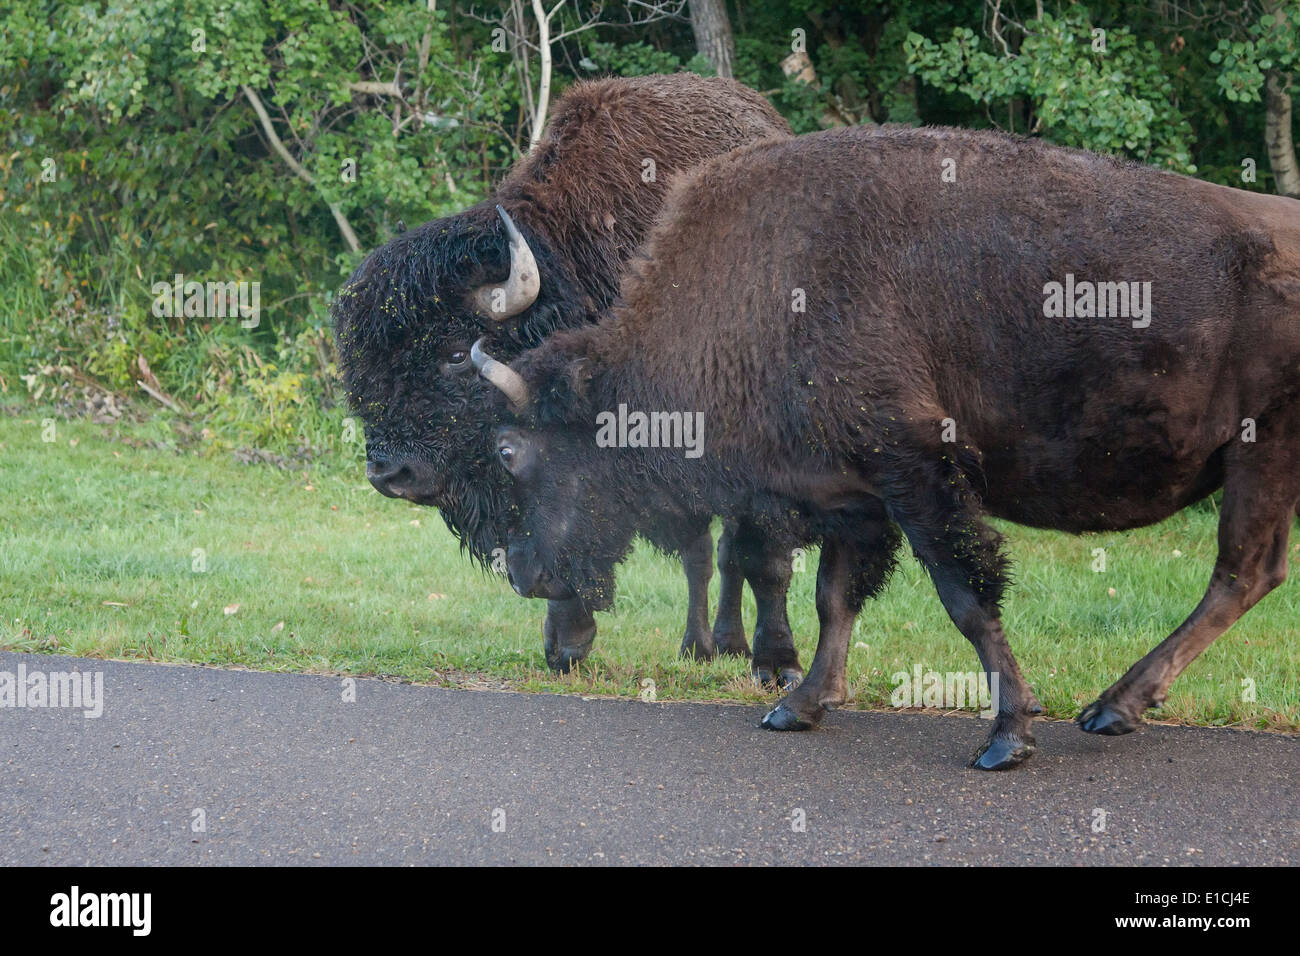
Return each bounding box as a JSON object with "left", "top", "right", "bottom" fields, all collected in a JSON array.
[
  {"left": 546, "top": 650, "right": 584, "bottom": 674},
  {"left": 970, "top": 734, "right": 1036, "bottom": 771},
  {"left": 713, "top": 631, "right": 752, "bottom": 658},
  {"left": 679, "top": 638, "right": 717, "bottom": 662},
  {"left": 753, "top": 665, "right": 803, "bottom": 690},
  {"left": 1077, "top": 699, "right": 1142, "bottom": 736},
  {"left": 760, "top": 701, "right": 819, "bottom": 732}
]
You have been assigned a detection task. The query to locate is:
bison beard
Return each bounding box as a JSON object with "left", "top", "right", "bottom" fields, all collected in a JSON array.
[
  {"left": 331, "top": 74, "right": 797, "bottom": 677},
  {"left": 492, "top": 124, "right": 1300, "bottom": 770}
]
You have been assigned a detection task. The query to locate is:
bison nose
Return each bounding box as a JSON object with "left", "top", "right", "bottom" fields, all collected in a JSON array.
[
  {"left": 365, "top": 457, "right": 445, "bottom": 505},
  {"left": 510, "top": 568, "right": 548, "bottom": 598},
  {"left": 507, "top": 547, "right": 574, "bottom": 600},
  {"left": 366, "top": 458, "right": 409, "bottom": 498},
  {"left": 507, "top": 565, "right": 537, "bottom": 598}
]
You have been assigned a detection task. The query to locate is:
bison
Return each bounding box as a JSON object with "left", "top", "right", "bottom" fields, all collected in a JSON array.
[
  {"left": 479, "top": 124, "right": 1300, "bottom": 769},
  {"left": 333, "top": 74, "right": 804, "bottom": 680}
]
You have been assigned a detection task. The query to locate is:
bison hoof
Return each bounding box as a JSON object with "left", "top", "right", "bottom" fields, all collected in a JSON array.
[
  {"left": 1077, "top": 698, "right": 1142, "bottom": 736},
  {"left": 760, "top": 701, "right": 821, "bottom": 732},
  {"left": 970, "top": 733, "right": 1036, "bottom": 771},
  {"left": 679, "top": 635, "right": 717, "bottom": 662},
  {"left": 545, "top": 647, "right": 589, "bottom": 674},
  {"left": 752, "top": 665, "right": 804, "bottom": 691},
  {"left": 713, "top": 628, "right": 752, "bottom": 658}
]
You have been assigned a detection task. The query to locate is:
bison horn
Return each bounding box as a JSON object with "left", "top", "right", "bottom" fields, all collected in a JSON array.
[
  {"left": 472, "top": 205, "right": 540, "bottom": 320},
  {"left": 471, "top": 338, "right": 530, "bottom": 409}
]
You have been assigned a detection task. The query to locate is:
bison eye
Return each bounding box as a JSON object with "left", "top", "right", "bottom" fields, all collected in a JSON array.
[
  {"left": 498, "top": 445, "right": 515, "bottom": 466},
  {"left": 447, "top": 349, "right": 470, "bottom": 369}
]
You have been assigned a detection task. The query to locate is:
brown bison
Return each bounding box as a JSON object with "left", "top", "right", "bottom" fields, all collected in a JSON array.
[
  {"left": 479, "top": 124, "right": 1300, "bottom": 769},
  {"left": 333, "top": 74, "right": 802, "bottom": 679}
]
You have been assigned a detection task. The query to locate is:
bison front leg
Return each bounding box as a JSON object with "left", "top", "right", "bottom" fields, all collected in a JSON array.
[
  {"left": 711, "top": 521, "right": 753, "bottom": 659},
  {"left": 677, "top": 526, "right": 718, "bottom": 661},
  {"left": 1079, "top": 436, "right": 1298, "bottom": 736},
  {"left": 883, "top": 454, "right": 1041, "bottom": 770},
  {"left": 761, "top": 538, "right": 859, "bottom": 731},
  {"left": 761, "top": 506, "right": 898, "bottom": 730},
  {"left": 543, "top": 597, "right": 597, "bottom": 673}
]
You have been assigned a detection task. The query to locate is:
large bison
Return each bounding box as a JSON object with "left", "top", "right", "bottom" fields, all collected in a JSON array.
[
  {"left": 479, "top": 124, "right": 1300, "bottom": 769},
  {"left": 333, "top": 74, "right": 803, "bottom": 679}
]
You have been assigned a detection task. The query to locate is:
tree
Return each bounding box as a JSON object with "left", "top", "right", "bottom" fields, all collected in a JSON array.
[
  {"left": 473, "top": 1, "right": 687, "bottom": 152},
  {"left": 1264, "top": 70, "right": 1300, "bottom": 196},
  {"left": 1212, "top": 1, "right": 1300, "bottom": 197},
  {"left": 688, "top": 0, "right": 735, "bottom": 78},
  {"left": 905, "top": 8, "right": 1197, "bottom": 172}
]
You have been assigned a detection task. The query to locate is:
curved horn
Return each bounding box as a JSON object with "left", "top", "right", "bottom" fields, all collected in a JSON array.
[
  {"left": 471, "top": 338, "right": 530, "bottom": 409},
  {"left": 472, "top": 205, "right": 540, "bottom": 320}
]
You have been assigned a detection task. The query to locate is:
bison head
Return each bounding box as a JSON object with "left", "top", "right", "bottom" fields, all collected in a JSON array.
[
  {"left": 492, "top": 422, "right": 637, "bottom": 610},
  {"left": 473, "top": 337, "right": 645, "bottom": 611},
  {"left": 334, "top": 204, "right": 583, "bottom": 562}
]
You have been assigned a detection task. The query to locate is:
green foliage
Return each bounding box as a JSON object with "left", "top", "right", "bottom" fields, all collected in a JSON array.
[
  {"left": 906, "top": 11, "right": 1197, "bottom": 171},
  {"left": 1212, "top": 2, "right": 1300, "bottom": 102},
  {"left": 584, "top": 40, "right": 713, "bottom": 78},
  {"left": 0, "top": 0, "right": 514, "bottom": 454}
]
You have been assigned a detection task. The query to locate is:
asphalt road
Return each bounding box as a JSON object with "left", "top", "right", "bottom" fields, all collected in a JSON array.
[{"left": 2, "top": 651, "right": 1296, "bottom": 865}]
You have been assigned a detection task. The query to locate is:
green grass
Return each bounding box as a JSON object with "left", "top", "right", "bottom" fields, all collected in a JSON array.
[{"left": 1, "top": 408, "right": 1297, "bottom": 731}]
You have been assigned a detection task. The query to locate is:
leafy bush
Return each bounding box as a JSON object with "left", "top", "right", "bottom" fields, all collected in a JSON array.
[
  {"left": 906, "top": 10, "right": 1197, "bottom": 172},
  {"left": 0, "top": 0, "right": 513, "bottom": 456}
]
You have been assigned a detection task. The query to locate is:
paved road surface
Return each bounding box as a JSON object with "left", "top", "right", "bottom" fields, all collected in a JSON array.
[{"left": 2, "top": 652, "right": 1296, "bottom": 865}]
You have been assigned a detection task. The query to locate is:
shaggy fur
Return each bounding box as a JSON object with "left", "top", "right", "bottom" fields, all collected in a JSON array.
[
  {"left": 498, "top": 124, "right": 1300, "bottom": 768},
  {"left": 335, "top": 74, "right": 789, "bottom": 554},
  {"left": 332, "top": 74, "right": 793, "bottom": 671}
]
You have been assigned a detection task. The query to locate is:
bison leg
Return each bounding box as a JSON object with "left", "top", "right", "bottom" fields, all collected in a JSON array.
[
  {"left": 677, "top": 526, "right": 718, "bottom": 661},
  {"left": 760, "top": 505, "right": 899, "bottom": 729},
  {"left": 883, "top": 459, "right": 1040, "bottom": 770},
  {"left": 711, "top": 520, "right": 753, "bottom": 659},
  {"left": 713, "top": 519, "right": 803, "bottom": 686},
  {"left": 936, "top": 593, "right": 1040, "bottom": 771},
  {"left": 543, "top": 597, "right": 597, "bottom": 673},
  {"left": 761, "top": 538, "right": 861, "bottom": 731},
  {"left": 737, "top": 523, "right": 803, "bottom": 689},
  {"left": 1079, "top": 440, "right": 1298, "bottom": 736}
]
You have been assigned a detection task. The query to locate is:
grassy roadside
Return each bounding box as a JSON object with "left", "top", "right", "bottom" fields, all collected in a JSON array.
[{"left": 1, "top": 408, "right": 1297, "bottom": 731}]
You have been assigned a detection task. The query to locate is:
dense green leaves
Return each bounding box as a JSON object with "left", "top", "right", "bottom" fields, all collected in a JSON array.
[
  {"left": 906, "top": 11, "right": 1197, "bottom": 171},
  {"left": 1214, "top": 3, "right": 1300, "bottom": 102}
]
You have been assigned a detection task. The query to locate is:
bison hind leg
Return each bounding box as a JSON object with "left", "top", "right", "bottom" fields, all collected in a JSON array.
[
  {"left": 712, "top": 517, "right": 810, "bottom": 688},
  {"left": 711, "top": 519, "right": 758, "bottom": 661},
  {"left": 721, "top": 518, "right": 806, "bottom": 686},
  {"left": 1079, "top": 433, "right": 1299, "bottom": 738}
]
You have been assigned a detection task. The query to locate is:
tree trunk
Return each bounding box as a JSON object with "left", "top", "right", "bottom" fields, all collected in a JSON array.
[
  {"left": 1265, "top": 70, "right": 1300, "bottom": 199},
  {"left": 688, "top": 0, "right": 735, "bottom": 79}
]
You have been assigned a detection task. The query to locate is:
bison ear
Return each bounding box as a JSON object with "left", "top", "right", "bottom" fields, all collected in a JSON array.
[{"left": 533, "top": 356, "right": 594, "bottom": 427}]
